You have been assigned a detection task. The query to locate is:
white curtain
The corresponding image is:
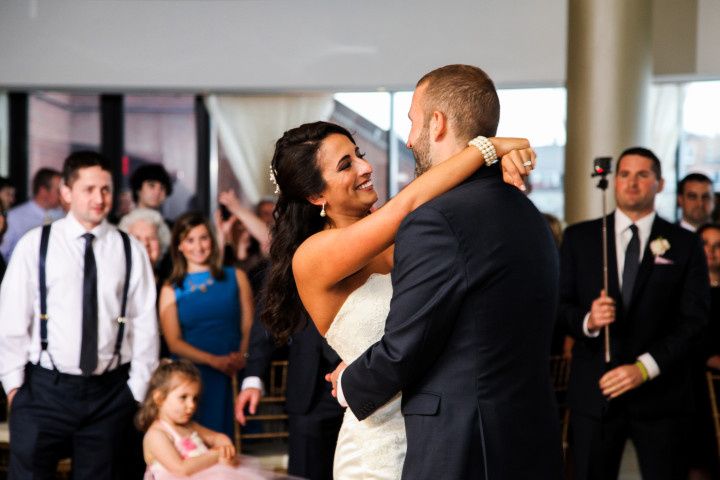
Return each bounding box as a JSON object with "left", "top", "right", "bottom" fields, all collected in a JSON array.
[
  {"left": 648, "top": 83, "right": 683, "bottom": 218},
  {"left": 205, "top": 94, "right": 334, "bottom": 204}
]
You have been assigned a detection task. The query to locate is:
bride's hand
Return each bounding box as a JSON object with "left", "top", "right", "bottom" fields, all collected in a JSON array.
[
  {"left": 490, "top": 137, "right": 530, "bottom": 158},
  {"left": 500, "top": 147, "right": 536, "bottom": 191},
  {"left": 325, "top": 361, "right": 347, "bottom": 398}
]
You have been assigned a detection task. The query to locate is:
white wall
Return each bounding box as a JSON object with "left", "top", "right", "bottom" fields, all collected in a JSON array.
[{"left": 0, "top": 0, "right": 567, "bottom": 91}]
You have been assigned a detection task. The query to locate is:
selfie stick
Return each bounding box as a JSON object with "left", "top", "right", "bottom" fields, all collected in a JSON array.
[{"left": 592, "top": 157, "right": 612, "bottom": 364}]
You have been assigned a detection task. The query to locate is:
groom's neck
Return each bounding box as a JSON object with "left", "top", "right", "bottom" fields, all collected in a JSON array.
[{"left": 430, "top": 136, "right": 466, "bottom": 168}]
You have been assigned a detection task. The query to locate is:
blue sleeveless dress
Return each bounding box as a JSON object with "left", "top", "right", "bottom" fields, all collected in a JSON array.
[{"left": 174, "top": 267, "right": 241, "bottom": 437}]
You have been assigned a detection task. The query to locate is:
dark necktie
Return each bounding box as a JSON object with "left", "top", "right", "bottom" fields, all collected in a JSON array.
[
  {"left": 622, "top": 224, "right": 640, "bottom": 310},
  {"left": 80, "top": 233, "right": 98, "bottom": 376}
]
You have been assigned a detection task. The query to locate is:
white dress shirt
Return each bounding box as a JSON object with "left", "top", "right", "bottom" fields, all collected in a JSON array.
[
  {"left": 0, "top": 200, "right": 65, "bottom": 261},
  {"left": 0, "top": 213, "right": 159, "bottom": 401},
  {"left": 583, "top": 209, "right": 660, "bottom": 378},
  {"left": 679, "top": 219, "right": 696, "bottom": 232}
]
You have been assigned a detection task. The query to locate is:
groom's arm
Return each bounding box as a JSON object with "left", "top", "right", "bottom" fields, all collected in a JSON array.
[{"left": 341, "top": 206, "right": 467, "bottom": 421}]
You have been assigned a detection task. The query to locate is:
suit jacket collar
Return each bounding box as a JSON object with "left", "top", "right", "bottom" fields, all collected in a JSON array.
[{"left": 464, "top": 163, "right": 502, "bottom": 184}]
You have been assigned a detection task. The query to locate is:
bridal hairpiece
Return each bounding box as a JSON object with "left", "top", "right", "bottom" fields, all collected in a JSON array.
[{"left": 269, "top": 165, "right": 280, "bottom": 194}]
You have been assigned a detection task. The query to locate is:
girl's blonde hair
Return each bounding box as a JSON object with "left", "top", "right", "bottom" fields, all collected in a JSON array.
[{"left": 135, "top": 358, "right": 202, "bottom": 431}]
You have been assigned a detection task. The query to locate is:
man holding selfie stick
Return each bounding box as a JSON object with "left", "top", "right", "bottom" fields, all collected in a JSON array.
[{"left": 559, "top": 147, "right": 709, "bottom": 479}]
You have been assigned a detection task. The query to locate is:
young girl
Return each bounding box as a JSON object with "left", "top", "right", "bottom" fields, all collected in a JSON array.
[{"left": 138, "top": 359, "right": 268, "bottom": 480}]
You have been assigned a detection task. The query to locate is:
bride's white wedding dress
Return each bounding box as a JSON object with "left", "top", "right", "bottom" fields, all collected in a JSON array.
[{"left": 325, "top": 273, "right": 406, "bottom": 479}]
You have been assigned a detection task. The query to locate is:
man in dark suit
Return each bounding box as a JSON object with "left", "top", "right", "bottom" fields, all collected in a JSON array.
[
  {"left": 559, "top": 147, "right": 710, "bottom": 479},
  {"left": 236, "top": 305, "right": 343, "bottom": 480},
  {"left": 329, "top": 64, "right": 563, "bottom": 479}
]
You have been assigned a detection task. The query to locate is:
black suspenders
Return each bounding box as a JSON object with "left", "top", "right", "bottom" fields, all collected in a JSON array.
[{"left": 37, "top": 224, "right": 132, "bottom": 373}]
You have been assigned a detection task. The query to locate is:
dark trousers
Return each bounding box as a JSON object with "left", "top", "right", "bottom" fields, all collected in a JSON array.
[
  {"left": 287, "top": 387, "right": 344, "bottom": 480},
  {"left": 9, "top": 363, "right": 137, "bottom": 480},
  {"left": 571, "top": 410, "right": 690, "bottom": 480}
]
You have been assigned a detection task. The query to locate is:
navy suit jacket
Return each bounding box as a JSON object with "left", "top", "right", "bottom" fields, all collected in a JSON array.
[
  {"left": 342, "top": 166, "right": 563, "bottom": 479},
  {"left": 559, "top": 213, "right": 710, "bottom": 418},
  {"left": 245, "top": 305, "right": 342, "bottom": 415}
]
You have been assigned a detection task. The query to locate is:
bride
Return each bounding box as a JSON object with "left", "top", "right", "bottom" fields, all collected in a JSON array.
[{"left": 262, "top": 120, "right": 534, "bottom": 478}]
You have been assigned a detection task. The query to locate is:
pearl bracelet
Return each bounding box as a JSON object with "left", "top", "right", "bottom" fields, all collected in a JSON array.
[{"left": 468, "top": 136, "right": 498, "bottom": 166}]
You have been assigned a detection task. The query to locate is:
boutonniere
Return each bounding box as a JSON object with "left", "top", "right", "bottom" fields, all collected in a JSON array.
[{"left": 650, "top": 236, "right": 673, "bottom": 264}]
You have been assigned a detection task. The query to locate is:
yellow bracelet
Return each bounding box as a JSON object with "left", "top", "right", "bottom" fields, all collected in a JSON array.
[{"left": 635, "top": 361, "right": 649, "bottom": 382}]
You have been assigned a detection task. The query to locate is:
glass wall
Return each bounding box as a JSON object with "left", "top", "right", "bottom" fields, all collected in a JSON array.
[
  {"left": 28, "top": 92, "right": 100, "bottom": 196},
  {"left": 679, "top": 81, "right": 720, "bottom": 187},
  {"left": 123, "top": 94, "right": 197, "bottom": 220}
]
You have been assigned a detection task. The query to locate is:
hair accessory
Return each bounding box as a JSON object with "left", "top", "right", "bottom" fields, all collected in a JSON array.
[
  {"left": 468, "top": 136, "right": 498, "bottom": 166},
  {"left": 320, "top": 203, "right": 326, "bottom": 217},
  {"left": 269, "top": 165, "right": 280, "bottom": 195}
]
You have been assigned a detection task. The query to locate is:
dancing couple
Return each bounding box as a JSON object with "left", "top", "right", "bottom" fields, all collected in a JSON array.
[{"left": 264, "top": 65, "right": 563, "bottom": 479}]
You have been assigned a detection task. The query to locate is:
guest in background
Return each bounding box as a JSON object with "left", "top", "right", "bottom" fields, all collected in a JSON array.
[
  {"left": 214, "top": 209, "right": 268, "bottom": 300},
  {"left": 0, "top": 176, "right": 16, "bottom": 210},
  {"left": 218, "top": 190, "right": 271, "bottom": 256},
  {"left": 712, "top": 193, "right": 720, "bottom": 223},
  {"left": 0, "top": 208, "right": 7, "bottom": 283},
  {"left": 130, "top": 163, "right": 173, "bottom": 213},
  {"left": 236, "top": 310, "right": 343, "bottom": 480},
  {"left": 158, "top": 212, "right": 253, "bottom": 438},
  {"left": 677, "top": 173, "right": 714, "bottom": 232},
  {"left": 689, "top": 223, "right": 720, "bottom": 479},
  {"left": 544, "top": 213, "right": 573, "bottom": 358},
  {"left": 119, "top": 207, "right": 172, "bottom": 284},
  {"left": 0, "top": 151, "right": 158, "bottom": 479},
  {"left": 1, "top": 168, "right": 64, "bottom": 261},
  {"left": 255, "top": 197, "right": 276, "bottom": 227},
  {"left": 559, "top": 147, "right": 710, "bottom": 479}
]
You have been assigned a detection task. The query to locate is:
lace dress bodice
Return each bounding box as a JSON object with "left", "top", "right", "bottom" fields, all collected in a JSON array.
[
  {"left": 326, "top": 273, "right": 393, "bottom": 364},
  {"left": 324, "top": 273, "right": 406, "bottom": 479}
]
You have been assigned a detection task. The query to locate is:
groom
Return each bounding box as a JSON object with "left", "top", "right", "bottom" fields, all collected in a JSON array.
[{"left": 330, "top": 65, "right": 563, "bottom": 479}]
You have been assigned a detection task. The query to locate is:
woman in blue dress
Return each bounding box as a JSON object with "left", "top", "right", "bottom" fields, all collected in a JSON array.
[{"left": 159, "top": 212, "right": 254, "bottom": 438}]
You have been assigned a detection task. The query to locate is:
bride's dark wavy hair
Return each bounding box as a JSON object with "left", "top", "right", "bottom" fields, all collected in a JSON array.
[{"left": 263, "top": 121, "right": 356, "bottom": 345}]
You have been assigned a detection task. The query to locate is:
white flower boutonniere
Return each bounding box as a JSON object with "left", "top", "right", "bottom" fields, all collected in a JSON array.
[{"left": 650, "top": 236, "right": 671, "bottom": 257}]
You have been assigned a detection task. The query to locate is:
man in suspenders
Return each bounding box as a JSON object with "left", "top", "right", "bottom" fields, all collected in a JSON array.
[{"left": 0, "top": 151, "right": 159, "bottom": 479}]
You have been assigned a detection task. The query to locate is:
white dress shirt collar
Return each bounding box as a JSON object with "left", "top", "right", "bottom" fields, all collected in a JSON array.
[
  {"left": 61, "top": 212, "right": 112, "bottom": 241},
  {"left": 615, "top": 209, "right": 656, "bottom": 286},
  {"left": 679, "top": 219, "right": 696, "bottom": 232}
]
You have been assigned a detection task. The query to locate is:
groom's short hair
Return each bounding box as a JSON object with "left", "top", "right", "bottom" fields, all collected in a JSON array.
[{"left": 416, "top": 64, "right": 500, "bottom": 142}]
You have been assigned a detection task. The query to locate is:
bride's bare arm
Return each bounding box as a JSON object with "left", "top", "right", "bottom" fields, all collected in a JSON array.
[{"left": 293, "top": 138, "right": 535, "bottom": 287}]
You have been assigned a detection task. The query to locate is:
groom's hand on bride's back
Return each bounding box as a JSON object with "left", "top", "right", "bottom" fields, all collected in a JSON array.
[
  {"left": 235, "top": 387, "right": 261, "bottom": 425},
  {"left": 325, "top": 361, "right": 347, "bottom": 398}
]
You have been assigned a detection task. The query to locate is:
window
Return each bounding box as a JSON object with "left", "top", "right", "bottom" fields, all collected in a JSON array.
[
  {"left": 124, "top": 94, "right": 197, "bottom": 220},
  {"left": 28, "top": 92, "right": 100, "bottom": 187},
  {"left": 332, "top": 93, "right": 391, "bottom": 204}
]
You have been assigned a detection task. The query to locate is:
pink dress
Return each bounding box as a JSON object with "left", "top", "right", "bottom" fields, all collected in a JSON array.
[{"left": 144, "top": 421, "right": 271, "bottom": 480}]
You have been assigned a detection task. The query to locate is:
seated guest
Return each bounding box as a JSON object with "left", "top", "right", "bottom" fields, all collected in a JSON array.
[
  {"left": 1, "top": 168, "right": 64, "bottom": 261},
  {"left": 159, "top": 212, "right": 253, "bottom": 438},
  {"left": 677, "top": 173, "right": 715, "bottom": 232},
  {"left": 130, "top": 163, "right": 173, "bottom": 213},
  {"left": 0, "top": 176, "right": 16, "bottom": 210}
]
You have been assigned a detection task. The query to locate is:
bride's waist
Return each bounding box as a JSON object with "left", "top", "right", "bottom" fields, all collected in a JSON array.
[{"left": 346, "top": 392, "right": 402, "bottom": 427}]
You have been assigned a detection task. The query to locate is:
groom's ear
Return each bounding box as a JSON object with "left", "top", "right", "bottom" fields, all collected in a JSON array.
[
  {"left": 430, "top": 110, "right": 448, "bottom": 142},
  {"left": 307, "top": 194, "right": 325, "bottom": 207}
]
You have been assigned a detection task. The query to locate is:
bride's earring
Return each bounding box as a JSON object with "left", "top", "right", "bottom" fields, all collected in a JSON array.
[{"left": 320, "top": 202, "right": 327, "bottom": 218}]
